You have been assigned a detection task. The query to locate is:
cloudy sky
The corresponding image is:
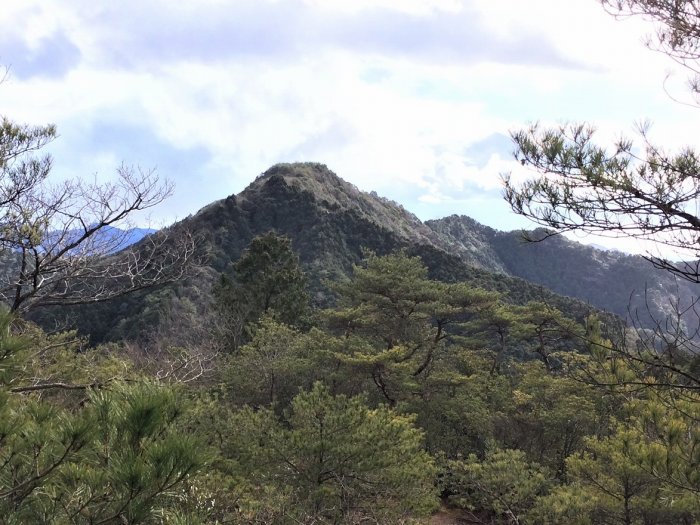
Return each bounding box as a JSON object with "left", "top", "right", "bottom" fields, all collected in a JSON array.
[{"left": 2, "top": 0, "right": 698, "bottom": 250}]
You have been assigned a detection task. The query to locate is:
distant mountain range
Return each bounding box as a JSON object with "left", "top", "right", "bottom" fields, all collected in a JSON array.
[
  {"left": 94, "top": 226, "right": 157, "bottom": 252},
  {"left": 49, "top": 162, "right": 699, "bottom": 341},
  {"left": 428, "top": 216, "right": 696, "bottom": 331},
  {"left": 43, "top": 225, "right": 157, "bottom": 254}
]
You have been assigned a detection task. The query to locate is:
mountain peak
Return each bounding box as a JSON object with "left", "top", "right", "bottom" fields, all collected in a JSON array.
[
  {"left": 76, "top": 162, "right": 690, "bottom": 342},
  {"left": 237, "top": 162, "right": 448, "bottom": 248},
  {"left": 247, "top": 162, "right": 367, "bottom": 211},
  {"left": 257, "top": 162, "right": 341, "bottom": 184}
]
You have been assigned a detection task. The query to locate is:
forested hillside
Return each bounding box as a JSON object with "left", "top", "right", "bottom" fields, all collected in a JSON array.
[
  {"left": 4, "top": 0, "right": 700, "bottom": 522},
  {"left": 6, "top": 234, "right": 699, "bottom": 523},
  {"left": 2, "top": 150, "right": 692, "bottom": 523},
  {"left": 52, "top": 161, "right": 688, "bottom": 344},
  {"left": 428, "top": 215, "right": 698, "bottom": 332}
]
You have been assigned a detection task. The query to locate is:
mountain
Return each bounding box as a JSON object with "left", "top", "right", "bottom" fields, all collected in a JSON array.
[
  {"left": 427, "top": 216, "right": 698, "bottom": 332},
  {"left": 188, "top": 163, "right": 510, "bottom": 292},
  {"left": 180, "top": 163, "right": 617, "bottom": 314},
  {"left": 54, "top": 162, "right": 697, "bottom": 341},
  {"left": 42, "top": 225, "right": 157, "bottom": 254},
  {"left": 95, "top": 226, "right": 157, "bottom": 251}
]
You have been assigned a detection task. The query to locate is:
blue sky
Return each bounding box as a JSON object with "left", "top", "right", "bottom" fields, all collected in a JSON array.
[{"left": 2, "top": 0, "right": 698, "bottom": 253}]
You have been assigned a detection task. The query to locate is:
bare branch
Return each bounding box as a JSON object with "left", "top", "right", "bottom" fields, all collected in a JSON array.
[
  {"left": 10, "top": 381, "right": 102, "bottom": 393},
  {"left": 0, "top": 162, "right": 205, "bottom": 313}
]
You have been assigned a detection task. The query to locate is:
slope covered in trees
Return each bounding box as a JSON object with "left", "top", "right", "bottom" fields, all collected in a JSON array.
[
  {"left": 59, "top": 161, "right": 683, "bottom": 344},
  {"left": 428, "top": 215, "right": 698, "bottom": 331},
  {"left": 6, "top": 241, "right": 700, "bottom": 523},
  {"left": 0, "top": 110, "right": 696, "bottom": 521},
  {"left": 4, "top": 0, "right": 700, "bottom": 519}
]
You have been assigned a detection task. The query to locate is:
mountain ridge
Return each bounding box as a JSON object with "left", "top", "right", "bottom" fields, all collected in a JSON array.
[{"left": 56, "top": 162, "right": 697, "bottom": 341}]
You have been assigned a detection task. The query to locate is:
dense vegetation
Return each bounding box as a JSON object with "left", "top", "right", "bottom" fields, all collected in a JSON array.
[
  {"left": 58, "top": 161, "right": 654, "bottom": 347},
  {"left": 48, "top": 159, "right": 694, "bottom": 348},
  {"left": 5, "top": 1, "right": 700, "bottom": 522},
  {"left": 5, "top": 235, "right": 700, "bottom": 524}
]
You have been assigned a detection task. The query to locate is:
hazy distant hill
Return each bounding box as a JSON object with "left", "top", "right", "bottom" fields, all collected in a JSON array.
[
  {"left": 42, "top": 225, "right": 157, "bottom": 254},
  {"left": 49, "top": 162, "right": 698, "bottom": 341},
  {"left": 427, "top": 215, "right": 698, "bottom": 331}
]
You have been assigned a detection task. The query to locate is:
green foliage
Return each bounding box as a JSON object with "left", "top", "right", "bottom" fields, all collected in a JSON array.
[
  {"left": 626, "top": 393, "right": 700, "bottom": 512},
  {"left": 329, "top": 250, "right": 497, "bottom": 347},
  {"left": 527, "top": 484, "right": 596, "bottom": 525},
  {"left": 408, "top": 352, "right": 508, "bottom": 458},
  {"left": 442, "top": 448, "right": 551, "bottom": 523},
  {"left": 0, "top": 314, "right": 30, "bottom": 384},
  {"left": 194, "top": 251, "right": 700, "bottom": 523},
  {"left": 463, "top": 301, "right": 585, "bottom": 374},
  {"left": 462, "top": 302, "right": 528, "bottom": 374},
  {"left": 504, "top": 108, "right": 700, "bottom": 284},
  {"left": 517, "top": 301, "right": 584, "bottom": 368},
  {"left": 562, "top": 428, "right": 672, "bottom": 525},
  {"left": 226, "top": 382, "right": 438, "bottom": 524},
  {"left": 501, "top": 362, "right": 604, "bottom": 479},
  {"left": 42, "top": 382, "right": 204, "bottom": 524},
  {"left": 52, "top": 159, "right": 634, "bottom": 350},
  {"left": 0, "top": 116, "right": 55, "bottom": 184},
  {"left": 0, "top": 394, "right": 93, "bottom": 523},
  {"left": 326, "top": 250, "right": 497, "bottom": 405},
  {"left": 215, "top": 232, "right": 310, "bottom": 351},
  {"left": 223, "top": 317, "right": 339, "bottom": 408},
  {"left": 527, "top": 398, "right": 699, "bottom": 524},
  {"left": 0, "top": 310, "right": 205, "bottom": 524}
]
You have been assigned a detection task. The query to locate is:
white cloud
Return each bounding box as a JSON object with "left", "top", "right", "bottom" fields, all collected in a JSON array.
[
  {"left": 1, "top": 0, "right": 699, "bottom": 238},
  {"left": 302, "top": 0, "right": 463, "bottom": 16}
]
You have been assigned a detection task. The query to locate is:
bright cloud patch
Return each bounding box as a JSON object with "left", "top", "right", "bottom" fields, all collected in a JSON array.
[{"left": 2, "top": 0, "right": 699, "bottom": 234}]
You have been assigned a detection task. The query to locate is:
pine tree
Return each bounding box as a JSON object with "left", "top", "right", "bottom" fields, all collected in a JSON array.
[
  {"left": 0, "top": 311, "right": 205, "bottom": 523},
  {"left": 214, "top": 232, "right": 310, "bottom": 351},
  {"left": 227, "top": 382, "right": 438, "bottom": 524},
  {"left": 326, "top": 251, "right": 496, "bottom": 405}
]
